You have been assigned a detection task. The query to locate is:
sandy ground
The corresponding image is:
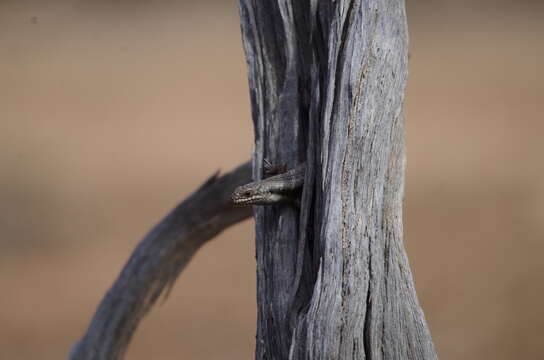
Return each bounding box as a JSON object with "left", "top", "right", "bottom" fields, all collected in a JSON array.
[{"left": 1, "top": 1, "right": 543, "bottom": 359}]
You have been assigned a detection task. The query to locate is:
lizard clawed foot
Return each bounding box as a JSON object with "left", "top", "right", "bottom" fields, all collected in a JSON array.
[{"left": 263, "top": 159, "right": 288, "bottom": 177}]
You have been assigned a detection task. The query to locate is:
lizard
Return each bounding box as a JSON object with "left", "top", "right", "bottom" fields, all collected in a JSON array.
[{"left": 231, "top": 162, "right": 305, "bottom": 206}]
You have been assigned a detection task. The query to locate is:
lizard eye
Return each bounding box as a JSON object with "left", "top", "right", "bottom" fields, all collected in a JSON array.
[{"left": 236, "top": 188, "right": 254, "bottom": 198}]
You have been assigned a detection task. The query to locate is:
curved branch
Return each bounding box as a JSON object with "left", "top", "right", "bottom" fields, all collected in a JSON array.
[{"left": 69, "top": 161, "right": 253, "bottom": 360}]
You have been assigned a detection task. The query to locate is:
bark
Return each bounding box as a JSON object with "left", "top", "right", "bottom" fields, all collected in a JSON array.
[
  {"left": 238, "top": 1, "right": 437, "bottom": 359},
  {"left": 69, "top": 162, "right": 252, "bottom": 360}
]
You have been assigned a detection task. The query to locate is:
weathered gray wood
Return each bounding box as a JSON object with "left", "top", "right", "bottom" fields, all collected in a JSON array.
[
  {"left": 69, "top": 162, "right": 252, "bottom": 360},
  {"left": 238, "top": 1, "right": 437, "bottom": 359}
]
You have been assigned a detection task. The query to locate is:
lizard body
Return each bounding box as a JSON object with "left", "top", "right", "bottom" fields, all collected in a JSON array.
[{"left": 231, "top": 163, "right": 305, "bottom": 206}]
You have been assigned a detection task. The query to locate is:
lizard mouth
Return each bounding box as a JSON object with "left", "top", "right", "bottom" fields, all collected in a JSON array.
[{"left": 231, "top": 193, "right": 267, "bottom": 206}]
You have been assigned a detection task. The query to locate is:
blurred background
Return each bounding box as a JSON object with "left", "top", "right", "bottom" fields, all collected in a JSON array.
[{"left": 1, "top": 0, "right": 543, "bottom": 359}]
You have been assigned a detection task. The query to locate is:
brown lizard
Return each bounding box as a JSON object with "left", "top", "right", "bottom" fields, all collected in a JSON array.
[{"left": 231, "top": 163, "right": 305, "bottom": 206}]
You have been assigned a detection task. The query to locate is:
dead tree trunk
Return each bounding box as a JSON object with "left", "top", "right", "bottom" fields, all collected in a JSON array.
[{"left": 238, "top": 0, "right": 437, "bottom": 359}]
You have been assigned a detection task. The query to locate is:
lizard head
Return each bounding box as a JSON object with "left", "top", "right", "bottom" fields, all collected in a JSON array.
[
  {"left": 231, "top": 165, "right": 304, "bottom": 207},
  {"left": 231, "top": 182, "right": 285, "bottom": 206}
]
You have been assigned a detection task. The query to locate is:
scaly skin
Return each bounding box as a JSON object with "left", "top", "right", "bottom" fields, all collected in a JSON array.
[{"left": 231, "top": 163, "right": 305, "bottom": 206}]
